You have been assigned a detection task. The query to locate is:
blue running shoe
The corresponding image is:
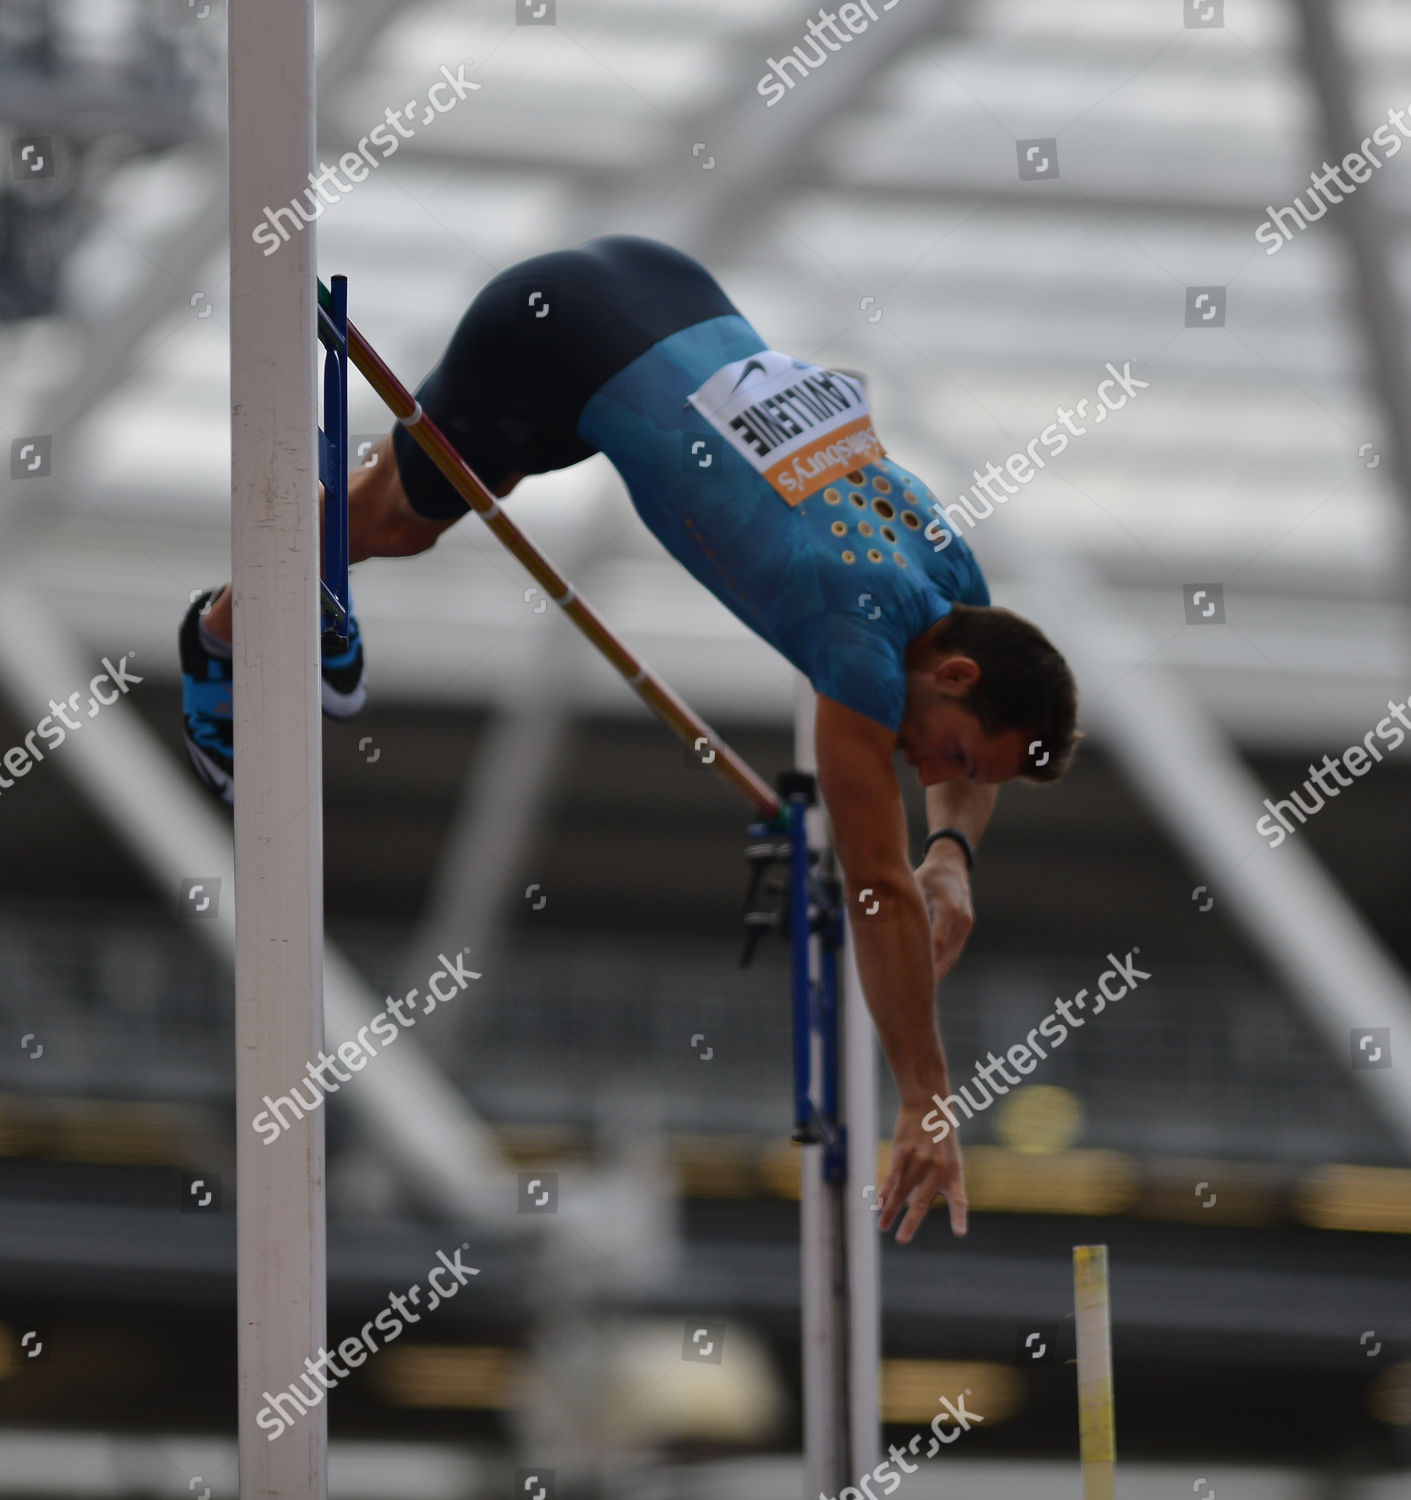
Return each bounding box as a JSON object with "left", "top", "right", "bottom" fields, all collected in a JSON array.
[
  {"left": 180, "top": 588, "right": 235, "bottom": 804},
  {"left": 179, "top": 587, "right": 369, "bottom": 804},
  {"left": 320, "top": 607, "right": 367, "bottom": 719}
]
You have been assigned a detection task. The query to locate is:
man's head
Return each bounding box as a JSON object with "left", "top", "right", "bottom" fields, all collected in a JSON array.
[{"left": 898, "top": 604, "right": 1080, "bottom": 786}]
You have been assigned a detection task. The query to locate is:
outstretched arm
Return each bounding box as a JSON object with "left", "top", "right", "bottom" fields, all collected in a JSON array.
[
  {"left": 814, "top": 694, "right": 967, "bottom": 1244},
  {"left": 916, "top": 779, "right": 997, "bottom": 981}
]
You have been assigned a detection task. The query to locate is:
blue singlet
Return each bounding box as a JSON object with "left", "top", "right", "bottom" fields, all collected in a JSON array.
[{"left": 578, "top": 314, "right": 990, "bottom": 732}]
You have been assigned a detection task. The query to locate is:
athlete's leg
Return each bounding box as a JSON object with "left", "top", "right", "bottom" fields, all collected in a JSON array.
[
  {"left": 181, "top": 235, "right": 735, "bottom": 803},
  {"left": 344, "top": 434, "right": 526, "bottom": 558},
  {"left": 391, "top": 233, "right": 739, "bottom": 523},
  {"left": 200, "top": 247, "right": 592, "bottom": 644},
  {"left": 199, "top": 439, "right": 526, "bottom": 645}
]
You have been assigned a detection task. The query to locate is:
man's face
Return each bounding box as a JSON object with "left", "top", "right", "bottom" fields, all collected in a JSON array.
[{"left": 898, "top": 656, "right": 1032, "bottom": 786}]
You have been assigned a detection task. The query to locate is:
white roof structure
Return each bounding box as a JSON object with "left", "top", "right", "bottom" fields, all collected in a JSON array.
[{"left": 5, "top": 0, "right": 1409, "bottom": 742}]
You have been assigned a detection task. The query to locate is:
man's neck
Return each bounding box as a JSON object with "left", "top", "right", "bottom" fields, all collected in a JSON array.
[{"left": 904, "top": 613, "right": 952, "bottom": 669}]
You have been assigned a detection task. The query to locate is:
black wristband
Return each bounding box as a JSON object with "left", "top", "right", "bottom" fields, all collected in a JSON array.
[{"left": 922, "top": 826, "right": 974, "bottom": 871}]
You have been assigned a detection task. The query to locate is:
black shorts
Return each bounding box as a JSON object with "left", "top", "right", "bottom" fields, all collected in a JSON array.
[{"left": 392, "top": 234, "right": 743, "bottom": 520}]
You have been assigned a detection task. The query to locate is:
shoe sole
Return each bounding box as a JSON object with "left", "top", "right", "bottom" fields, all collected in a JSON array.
[
  {"left": 185, "top": 735, "right": 234, "bottom": 806},
  {"left": 322, "top": 677, "right": 367, "bottom": 719},
  {"left": 185, "top": 686, "right": 364, "bottom": 804}
]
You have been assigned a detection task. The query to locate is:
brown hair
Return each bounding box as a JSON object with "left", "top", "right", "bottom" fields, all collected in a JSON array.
[{"left": 926, "top": 604, "right": 1081, "bottom": 782}]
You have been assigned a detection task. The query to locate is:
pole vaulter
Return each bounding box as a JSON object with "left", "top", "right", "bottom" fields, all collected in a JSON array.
[{"left": 188, "top": 235, "right": 1081, "bottom": 1254}]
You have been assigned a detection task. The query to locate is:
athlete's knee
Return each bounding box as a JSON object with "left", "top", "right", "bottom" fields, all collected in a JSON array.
[
  {"left": 349, "top": 435, "right": 455, "bottom": 560},
  {"left": 377, "top": 508, "right": 453, "bottom": 560},
  {"left": 374, "top": 490, "right": 458, "bottom": 559}
]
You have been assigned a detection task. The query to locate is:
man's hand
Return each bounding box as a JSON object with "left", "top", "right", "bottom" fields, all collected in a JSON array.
[
  {"left": 914, "top": 841, "right": 974, "bottom": 981},
  {"left": 877, "top": 1100, "right": 967, "bottom": 1244}
]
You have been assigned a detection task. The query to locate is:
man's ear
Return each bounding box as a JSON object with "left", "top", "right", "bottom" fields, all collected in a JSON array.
[{"left": 932, "top": 653, "right": 981, "bottom": 696}]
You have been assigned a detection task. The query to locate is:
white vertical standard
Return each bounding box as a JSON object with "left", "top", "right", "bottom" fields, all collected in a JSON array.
[
  {"left": 794, "top": 677, "right": 882, "bottom": 1497},
  {"left": 794, "top": 679, "right": 844, "bottom": 1498},
  {"left": 229, "top": 3, "right": 327, "bottom": 1498},
  {"left": 843, "top": 937, "right": 881, "bottom": 1475}
]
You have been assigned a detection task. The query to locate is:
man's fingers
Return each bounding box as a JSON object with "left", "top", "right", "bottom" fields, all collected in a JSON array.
[
  {"left": 876, "top": 1157, "right": 912, "bottom": 1233},
  {"left": 894, "top": 1168, "right": 945, "bottom": 1245},
  {"left": 881, "top": 1154, "right": 942, "bottom": 1244},
  {"left": 881, "top": 1112, "right": 969, "bottom": 1243},
  {"left": 883, "top": 1162, "right": 967, "bottom": 1243},
  {"left": 878, "top": 1148, "right": 932, "bottom": 1234},
  {"left": 946, "top": 1181, "right": 969, "bottom": 1237},
  {"left": 933, "top": 939, "right": 966, "bottom": 983},
  {"left": 929, "top": 906, "right": 973, "bottom": 973}
]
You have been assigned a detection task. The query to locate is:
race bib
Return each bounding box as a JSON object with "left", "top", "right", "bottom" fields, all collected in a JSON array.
[{"left": 686, "top": 350, "right": 885, "bottom": 504}]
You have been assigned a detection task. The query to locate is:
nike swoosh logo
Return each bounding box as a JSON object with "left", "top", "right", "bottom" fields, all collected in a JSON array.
[{"left": 729, "top": 358, "right": 768, "bottom": 393}]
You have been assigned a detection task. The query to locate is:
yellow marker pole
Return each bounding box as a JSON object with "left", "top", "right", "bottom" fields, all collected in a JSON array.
[{"left": 1073, "top": 1244, "right": 1116, "bottom": 1500}]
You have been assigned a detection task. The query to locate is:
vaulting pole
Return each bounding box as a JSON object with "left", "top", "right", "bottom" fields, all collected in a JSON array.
[
  {"left": 230, "top": 3, "right": 327, "bottom": 1495},
  {"left": 319, "top": 281, "right": 778, "bottom": 821}
]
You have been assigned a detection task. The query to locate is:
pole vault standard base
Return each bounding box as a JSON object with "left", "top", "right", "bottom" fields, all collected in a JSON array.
[{"left": 801, "top": 1143, "right": 849, "bottom": 1489}]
